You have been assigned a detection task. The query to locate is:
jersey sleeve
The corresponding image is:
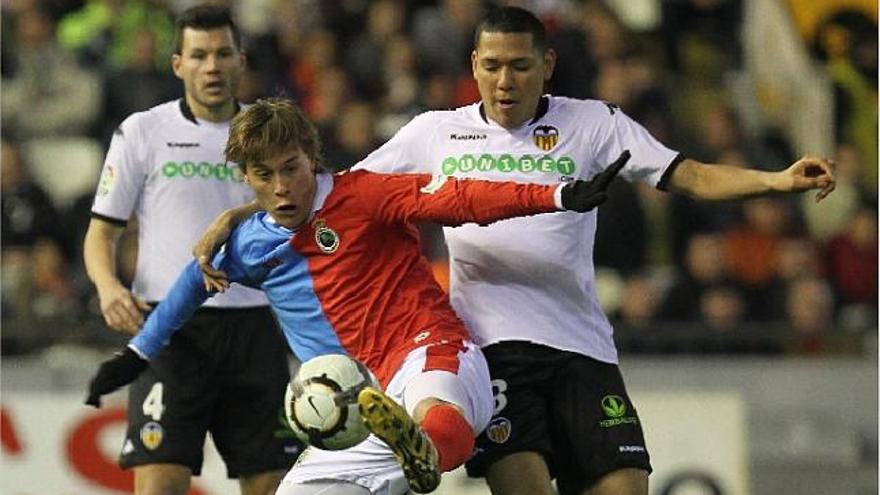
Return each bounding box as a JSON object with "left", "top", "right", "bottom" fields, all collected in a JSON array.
[
  {"left": 590, "top": 105, "right": 680, "bottom": 189},
  {"left": 351, "top": 113, "right": 434, "bottom": 173},
  {"left": 128, "top": 261, "right": 210, "bottom": 359},
  {"left": 350, "top": 171, "right": 559, "bottom": 227},
  {"left": 90, "top": 115, "right": 147, "bottom": 223},
  {"left": 128, "top": 229, "right": 259, "bottom": 359}
]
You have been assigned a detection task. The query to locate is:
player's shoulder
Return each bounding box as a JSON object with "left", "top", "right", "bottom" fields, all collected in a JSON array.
[
  {"left": 409, "top": 103, "right": 479, "bottom": 127},
  {"left": 548, "top": 95, "right": 620, "bottom": 119},
  {"left": 117, "top": 99, "right": 182, "bottom": 135},
  {"left": 329, "top": 169, "right": 375, "bottom": 191},
  {"left": 226, "top": 213, "right": 288, "bottom": 260}
]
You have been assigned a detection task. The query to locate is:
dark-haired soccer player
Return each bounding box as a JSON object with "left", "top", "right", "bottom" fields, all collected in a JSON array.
[
  {"left": 351, "top": 6, "right": 834, "bottom": 495},
  {"left": 82, "top": 6, "right": 299, "bottom": 494}
]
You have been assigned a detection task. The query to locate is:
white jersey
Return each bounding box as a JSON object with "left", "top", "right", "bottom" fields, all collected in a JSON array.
[
  {"left": 91, "top": 99, "right": 267, "bottom": 308},
  {"left": 353, "top": 96, "right": 679, "bottom": 363}
]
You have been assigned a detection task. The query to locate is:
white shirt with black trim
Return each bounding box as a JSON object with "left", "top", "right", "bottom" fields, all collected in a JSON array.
[
  {"left": 91, "top": 99, "right": 267, "bottom": 307},
  {"left": 353, "top": 95, "right": 680, "bottom": 364}
]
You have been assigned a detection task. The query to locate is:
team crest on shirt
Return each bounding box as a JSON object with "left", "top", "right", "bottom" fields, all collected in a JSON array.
[
  {"left": 485, "top": 417, "right": 512, "bottom": 444},
  {"left": 532, "top": 125, "right": 560, "bottom": 151},
  {"left": 140, "top": 422, "right": 164, "bottom": 450},
  {"left": 313, "top": 219, "right": 340, "bottom": 254}
]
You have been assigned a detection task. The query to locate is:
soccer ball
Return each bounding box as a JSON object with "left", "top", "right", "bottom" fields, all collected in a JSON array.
[{"left": 284, "top": 354, "right": 378, "bottom": 450}]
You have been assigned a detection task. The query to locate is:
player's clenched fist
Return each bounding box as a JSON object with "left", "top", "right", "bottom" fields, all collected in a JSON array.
[
  {"left": 85, "top": 347, "right": 149, "bottom": 407},
  {"left": 561, "top": 150, "right": 631, "bottom": 212}
]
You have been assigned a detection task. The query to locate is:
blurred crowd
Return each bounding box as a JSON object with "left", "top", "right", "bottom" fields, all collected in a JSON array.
[{"left": 1, "top": 0, "right": 877, "bottom": 356}]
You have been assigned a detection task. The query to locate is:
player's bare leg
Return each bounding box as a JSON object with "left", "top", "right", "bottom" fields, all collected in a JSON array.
[
  {"left": 240, "top": 469, "right": 285, "bottom": 495},
  {"left": 485, "top": 452, "right": 554, "bottom": 495},
  {"left": 134, "top": 464, "right": 191, "bottom": 495},
  {"left": 357, "top": 387, "right": 440, "bottom": 493},
  {"left": 585, "top": 468, "right": 648, "bottom": 495}
]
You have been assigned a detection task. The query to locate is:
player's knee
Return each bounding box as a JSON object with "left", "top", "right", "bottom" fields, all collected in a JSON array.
[
  {"left": 588, "top": 467, "right": 648, "bottom": 495},
  {"left": 419, "top": 402, "right": 475, "bottom": 472},
  {"left": 134, "top": 465, "right": 191, "bottom": 495}
]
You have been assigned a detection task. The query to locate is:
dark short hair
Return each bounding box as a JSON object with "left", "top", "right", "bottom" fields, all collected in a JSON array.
[
  {"left": 474, "top": 6, "right": 547, "bottom": 52},
  {"left": 174, "top": 5, "right": 242, "bottom": 54},
  {"left": 226, "top": 97, "right": 322, "bottom": 172}
]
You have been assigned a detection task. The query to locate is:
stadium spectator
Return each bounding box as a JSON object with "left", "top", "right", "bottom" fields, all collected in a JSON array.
[
  {"left": 660, "top": 232, "right": 729, "bottom": 322},
  {"left": 376, "top": 34, "right": 424, "bottom": 140},
  {"left": 56, "top": 0, "right": 175, "bottom": 70},
  {"left": 1, "top": 139, "right": 68, "bottom": 253},
  {"left": 801, "top": 142, "right": 868, "bottom": 242},
  {"left": 723, "top": 197, "right": 798, "bottom": 319},
  {"left": 100, "top": 27, "right": 180, "bottom": 143},
  {"left": 344, "top": 0, "right": 406, "bottom": 100},
  {"left": 785, "top": 276, "right": 837, "bottom": 355},
  {"left": 699, "top": 284, "right": 747, "bottom": 333},
  {"left": 323, "top": 99, "right": 380, "bottom": 172},
  {"left": 412, "top": 0, "right": 481, "bottom": 76},
  {"left": 812, "top": 10, "right": 878, "bottom": 191},
  {"left": 1, "top": 3, "right": 102, "bottom": 140},
  {"left": 81, "top": 6, "right": 300, "bottom": 494},
  {"left": 825, "top": 205, "right": 878, "bottom": 313},
  {"left": 613, "top": 274, "right": 660, "bottom": 329}
]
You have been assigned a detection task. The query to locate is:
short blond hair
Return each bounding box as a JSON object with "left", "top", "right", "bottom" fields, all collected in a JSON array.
[{"left": 226, "top": 97, "right": 322, "bottom": 171}]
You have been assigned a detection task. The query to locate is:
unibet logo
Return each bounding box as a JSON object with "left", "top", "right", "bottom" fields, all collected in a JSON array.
[
  {"left": 161, "top": 161, "right": 244, "bottom": 182},
  {"left": 441, "top": 154, "right": 577, "bottom": 176}
]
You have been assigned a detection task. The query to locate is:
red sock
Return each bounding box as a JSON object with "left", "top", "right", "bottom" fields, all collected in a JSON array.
[{"left": 420, "top": 404, "right": 475, "bottom": 472}]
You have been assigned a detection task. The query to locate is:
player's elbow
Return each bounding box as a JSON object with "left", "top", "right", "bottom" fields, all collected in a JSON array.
[{"left": 668, "top": 160, "right": 711, "bottom": 198}]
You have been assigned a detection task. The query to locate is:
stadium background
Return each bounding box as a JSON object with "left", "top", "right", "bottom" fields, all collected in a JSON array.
[{"left": 0, "top": 0, "right": 876, "bottom": 493}]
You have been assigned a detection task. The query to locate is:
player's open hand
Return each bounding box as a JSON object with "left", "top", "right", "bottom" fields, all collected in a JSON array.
[
  {"left": 192, "top": 203, "right": 261, "bottom": 292},
  {"left": 196, "top": 255, "right": 230, "bottom": 293},
  {"left": 780, "top": 155, "right": 835, "bottom": 202},
  {"left": 97, "top": 283, "right": 151, "bottom": 335},
  {"left": 561, "top": 150, "right": 630, "bottom": 212},
  {"left": 193, "top": 214, "right": 233, "bottom": 293},
  {"left": 85, "top": 347, "right": 149, "bottom": 408}
]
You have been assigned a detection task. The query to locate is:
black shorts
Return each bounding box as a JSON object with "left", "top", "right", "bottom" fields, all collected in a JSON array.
[
  {"left": 121, "top": 306, "right": 303, "bottom": 477},
  {"left": 465, "top": 341, "right": 651, "bottom": 492}
]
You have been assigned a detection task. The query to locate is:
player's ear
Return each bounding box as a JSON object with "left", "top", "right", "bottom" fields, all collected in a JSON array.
[
  {"left": 471, "top": 50, "right": 479, "bottom": 78},
  {"left": 543, "top": 49, "right": 557, "bottom": 81},
  {"left": 171, "top": 53, "right": 183, "bottom": 80}
]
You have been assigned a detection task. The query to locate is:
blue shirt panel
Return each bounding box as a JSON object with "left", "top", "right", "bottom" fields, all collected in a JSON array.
[{"left": 130, "top": 212, "right": 345, "bottom": 361}]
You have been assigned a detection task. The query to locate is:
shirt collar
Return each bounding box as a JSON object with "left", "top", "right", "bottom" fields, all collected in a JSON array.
[{"left": 179, "top": 98, "right": 242, "bottom": 125}]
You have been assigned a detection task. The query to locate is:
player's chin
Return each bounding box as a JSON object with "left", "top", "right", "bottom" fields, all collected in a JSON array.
[{"left": 199, "top": 90, "right": 231, "bottom": 105}]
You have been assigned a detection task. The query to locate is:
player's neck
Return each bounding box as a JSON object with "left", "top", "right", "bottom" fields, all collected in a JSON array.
[{"left": 185, "top": 95, "right": 236, "bottom": 123}]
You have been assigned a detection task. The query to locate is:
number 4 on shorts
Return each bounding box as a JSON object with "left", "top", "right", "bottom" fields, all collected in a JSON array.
[{"left": 143, "top": 382, "right": 165, "bottom": 421}]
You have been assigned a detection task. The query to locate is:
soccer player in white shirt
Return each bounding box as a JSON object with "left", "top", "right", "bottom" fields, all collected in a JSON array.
[
  {"left": 193, "top": 6, "right": 834, "bottom": 495},
  {"left": 82, "top": 6, "right": 299, "bottom": 495},
  {"left": 349, "top": 6, "right": 835, "bottom": 495}
]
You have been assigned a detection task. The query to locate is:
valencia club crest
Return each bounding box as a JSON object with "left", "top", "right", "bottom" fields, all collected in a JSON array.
[{"left": 532, "top": 125, "right": 560, "bottom": 151}]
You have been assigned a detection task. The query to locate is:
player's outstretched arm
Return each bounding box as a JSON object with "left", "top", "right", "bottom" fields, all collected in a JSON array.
[
  {"left": 192, "top": 200, "right": 261, "bottom": 292},
  {"left": 85, "top": 262, "right": 211, "bottom": 408},
  {"left": 367, "top": 150, "right": 631, "bottom": 226},
  {"left": 668, "top": 156, "right": 835, "bottom": 202}
]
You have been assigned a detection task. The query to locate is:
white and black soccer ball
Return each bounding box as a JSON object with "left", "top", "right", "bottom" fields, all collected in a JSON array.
[{"left": 284, "top": 354, "right": 378, "bottom": 450}]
